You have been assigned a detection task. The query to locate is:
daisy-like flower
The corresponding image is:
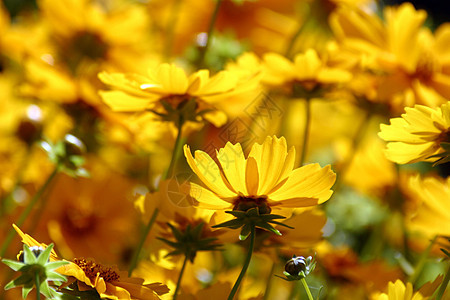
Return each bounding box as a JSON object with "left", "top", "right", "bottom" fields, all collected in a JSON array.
[
  {"left": 12, "top": 225, "right": 169, "bottom": 300},
  {"left": 378, "top": 102, "right": 450, "bottom": 165},
  {"left": 404, "top": 175, "right": 450, "bottom": 241},
  {"left": 370, "top": 280, "right": 426, "bottom": 300},
  {"left": 99, "top": 63, "right": 259, "bottom": 128},
  {"left": 262, "top": 49, "right": 352, "bottom": 96},
  {"left": 183, "top": 135, "right": 336, "bottom": 219}
]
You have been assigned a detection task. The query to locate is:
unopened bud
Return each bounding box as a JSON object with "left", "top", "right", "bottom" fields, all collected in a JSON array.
[{"left": 284, "top": 256, "right": 307, "bottom": 276}]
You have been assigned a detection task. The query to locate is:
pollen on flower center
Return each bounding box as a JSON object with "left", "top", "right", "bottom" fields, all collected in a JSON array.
[
  {"left": 233, "top": 195, "right": 271, "bottom": 214},
  {"left": 73, "top": 258, "right": 120, "bottom": 283}
]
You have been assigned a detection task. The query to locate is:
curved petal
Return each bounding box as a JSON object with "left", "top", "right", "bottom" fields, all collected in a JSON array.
[
  {"left": 188, "top": 182, "right": 232, "bottom": 210},
  {"left": 269, "top": 164, "right": 336, "bottom": 204},
  {"left": 217, "top": 142, "right": 247, "bottom": 195},
  {"left": 184, "top": 145, "right": 235, "bottom": 198},
  {"left": 248, "top": 136, "right": 293, "bottom": 195},
  {"left": 99, "top": 91, "right": 155, "bottom": 112}
]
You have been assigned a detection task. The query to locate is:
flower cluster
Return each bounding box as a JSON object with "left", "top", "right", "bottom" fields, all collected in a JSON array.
[{"left": 0, "top": 0, "right": 449, "bottom": 299}]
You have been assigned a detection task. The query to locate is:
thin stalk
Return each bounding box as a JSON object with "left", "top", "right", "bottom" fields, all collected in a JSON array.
[
  {"left": 173, "top": 254, "right": 189, "bottom": 300},
  {"left": 435, "top": 263, "right": 450, "bottom": 300},
  {"left": 300, "top": 277, "right": 314, "bottom": 300},
  {"left": 228, "top": 225, "right": 256, "bottom": 300},
  {"left": 0, "top": 167, "right": 58, "bottom": 257},
  {"left": 299, "top": 97, "right": 311, "bottom": 166},
  {"left": 128, "top": 117, "right": 184, "bottom": 276},
  {"left": 408, "top": 236, "right": 437, "bottom": 284},
  {"left": 197, "top": 0, "right": 223, "bottom": 68},
  {"left": 35, "top": 272, "right": 40, "bottom": 300},
  {"left": 128, "top": 207, "right": 159, "bottom": 276},
  {"left": 163, "top": 117, "right": 184, "bottom": 180}
]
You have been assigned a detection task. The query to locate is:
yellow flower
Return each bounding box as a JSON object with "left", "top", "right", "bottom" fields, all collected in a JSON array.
[
  {"left": 378, "top": 102, "right": 450, "bottom": 164},
  {"left": 38, "top": 0, "right": 154, "bottom": 73},
  {"left": 183, "top": 136, "right": 336, "bottom": 215},
  {"left": 12, "top": 225, "right": 169, "bottom": 300},
  {"left": 330, "top": 3, "right": 450, "bottom": 108},
  {"left": 404, "top": 175, "right": 450, "bottom": 240},
  {"left": 262, "top": 49, "right": 352, "bottom": 93},
  {"left": 371, "top": 280, "right": 426, "bottom": 300},
  {"left": 99, "top": 63, "right": 258, "bottom": 127}
]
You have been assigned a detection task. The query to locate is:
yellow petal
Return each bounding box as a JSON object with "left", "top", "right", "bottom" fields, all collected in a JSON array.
[
  {"left": 269, "top": 164, "right": 336, "bottom": 205},
  {"left": 245, "top": 157, "right": 259, "bottom": 195},
  {"left": 99, "top": 91, "right": 154, "bottom": 112},
  {"left": 249, "top": 136, "right": 292, "bottom": 195},
  {"left": 217, "top": 142, "right": 247, "bottom": 194},
  {"left": 188, "top": 182, "right": 231, "bottom": 210},
  {"left": 184, "top": 145, "right": 236, "bottom": 198}
]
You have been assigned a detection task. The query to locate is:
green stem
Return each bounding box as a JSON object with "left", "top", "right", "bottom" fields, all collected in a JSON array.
[
  {"left": 197, "top": 0, "right": 223, "bottom": 68},
  {"left": 299, "top": 98, "right": 311, "bottom": 166},
  {"left": 300, "top": 277, "right": 314, "bottom": 300},
  {"left": 228, "top": 225, "right": 255, "bottom": 300},
  {"left": 163, "top": 117, "right": 184, "bottom": 180},
  {"left": 128, "top": 118, "right": 184, "bottom": 276},
  {"left": 409, "top": 236, "right": 437, "bottom": 284},
  {"left": 0, "top": 167, "right": 58, "bottom": 257},
  {"left": 35, "top": 272, "right": 40, "bottom": 300},
  {"left": 128, "top": 207, "right": 159, "bottom": 276},
  {"left": 173, "top": 254, "right": 189, "bottom": 300},
  {"left": 435, "top": 263, "right": 450, "bottom": 300}
]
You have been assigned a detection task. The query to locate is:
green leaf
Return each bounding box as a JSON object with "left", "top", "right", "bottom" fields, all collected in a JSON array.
[
  {"left": 23, "top": 245, "right": 38, "bottom": 264},
  {"left": 256, "top": 222, "right": 281, "bottom": 236},
  {"left": 37, "top": 243, "right": 54, "bottom": 265},
  {"left": 46, "top": 260, "right": 70, "bottom": 270},
  {"left": 268, "top": 220, "right": 294, "bottom": 229},
  {"left": 2, "top": 259, "right": 25, "bottom": 271},
  {"left": 212, "top": 218, "right": 244, "bottom": 229},
  {"left": 22, "top": 286, "right": 33, "bottom": 299},
  {"left": 239, "top": 225, "right": 252, "bottom": 241}
]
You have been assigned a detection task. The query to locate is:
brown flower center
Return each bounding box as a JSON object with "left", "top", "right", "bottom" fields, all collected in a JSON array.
[
  {"left": 413, "top": 51, "right": 440, "bottom": 82},
  {"left": 73, "top": 258, "right": 120, "bottom": 283},
  {"left": 233, "top": 195, "right": 271, "bottom": 214}
]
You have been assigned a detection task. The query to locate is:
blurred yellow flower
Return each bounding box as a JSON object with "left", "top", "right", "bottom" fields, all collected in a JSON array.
[
  {"left": 12, "top": 225, "right": 169, "bottom": 300},
  {"left": 262, "top": 49, "right": 352, "bottom": 93},
  {"left": 330, "top": 3, "right": 450, "bottom": 108},
  {"left": 404, "top": 175, "right": 450, "bottom": 240},
  {"left": 184, "top": 136, "right": 336, "bottom": 215},
  {"left": 378, "top": 102, "right": 450, "bottom": 164},
  {"left": 99, "top": 63, "right": 258, "bottom": 127},
  {"left": 371, "top": 280, "right": 426, "bottom": 300},
  {"left": 38, "top": 0, "right": 153, "bottom": 73},
  {"left": 34, "top": 162, "right": 140, "bottom": 263}
]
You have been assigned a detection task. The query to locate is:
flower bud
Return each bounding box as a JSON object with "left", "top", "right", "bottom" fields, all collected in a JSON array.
[
  {"left": 284, "top": 256, "right": 307, "bottom": 276},
  {"left": 18, "top": 246, "right": 46, "bottom": 262},
  {"left": 63, "top": 134, "right": 86, "bottom": 156}
]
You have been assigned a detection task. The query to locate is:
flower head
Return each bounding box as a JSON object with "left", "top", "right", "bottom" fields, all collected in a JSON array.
[
  {"left": 370, "top": 280, "right": 426, "bottom": 300},
  {"left": 378, "top": 102, "right": 450, "bottom": 165},
  {"left": 184, "top": 136, "right": 336, "bottom": 215},
  {"left": 99, "top": 63, "right": 258, "bottom": 127},
  {"left": 12, "top": 225, "right": 169, "bottom": 300}
]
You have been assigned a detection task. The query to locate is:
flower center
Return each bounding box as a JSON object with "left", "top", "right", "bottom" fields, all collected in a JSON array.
[
  {"left": 233, "top": 195, "right": 271, "bottom": 214},
  {"left": 73, "top": 258, "right": 120, "bottom": 283},
  {"left": 413, "top": 51, "right": 440, "bottom": 82},
  {"left": 61, "top": 205, "right": 97, "bottom": 236}
]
